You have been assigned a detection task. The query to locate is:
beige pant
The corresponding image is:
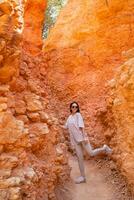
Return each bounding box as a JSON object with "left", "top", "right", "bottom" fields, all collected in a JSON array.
[{"left": 74, "top": 141, "right": 105, "bottom": 177}]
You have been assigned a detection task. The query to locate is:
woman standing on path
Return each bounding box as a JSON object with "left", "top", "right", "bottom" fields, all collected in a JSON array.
[{"left": 61, "top": 101, "right": 112, "bottom": 184}]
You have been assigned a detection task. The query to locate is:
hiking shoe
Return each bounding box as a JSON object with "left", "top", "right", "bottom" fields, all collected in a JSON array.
[
  {"left": 75, "top": 176, "right": 86, "bottom": 184},
  {"left": 103, "top": 144, "right": 112, "bottom": 155}
]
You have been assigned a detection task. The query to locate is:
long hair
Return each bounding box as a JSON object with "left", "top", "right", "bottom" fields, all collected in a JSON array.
[{"left": 70, "top": 101, "right": 80, "bottom": 113}]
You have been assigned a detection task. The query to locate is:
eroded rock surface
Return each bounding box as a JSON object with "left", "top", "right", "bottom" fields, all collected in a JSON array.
[
  {"left": 1, "top": 0, "right": 134, "bottom": 198},
  {"left": 43, "top": 0, "right": 134, "bottom": 195},
  {"left": 0, "top": 0, "right": 23, "bottom": 83},
  {"left": 0, "top": 0, "right": 70, "bottom": 199},
  {"left": 107, "top": 49, "right": 134, "bottom": 193},
  {"left": 43, "top": 0, "right": 134, "bottom": 147}
]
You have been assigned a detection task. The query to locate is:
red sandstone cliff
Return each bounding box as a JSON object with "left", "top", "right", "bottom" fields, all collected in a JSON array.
[
  {"left": 1, "top": 0, "right": 134, "bottom": 198},
  {"left": 43, "top": 0, "right": 134, "bottom": 194},
  {"left": 107, "top": 48, "right": 134, "bottom": 192},
  {"left": 0, "top": 1, "right": 70, "bottom": 199},
  {"left": 43, "top": 0, "right": 134, "bottom": 146}
]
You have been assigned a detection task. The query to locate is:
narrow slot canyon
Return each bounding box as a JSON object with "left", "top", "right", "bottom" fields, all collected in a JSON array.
[{"left": 0, "top": 0, "right": 134, "bottom": 200}]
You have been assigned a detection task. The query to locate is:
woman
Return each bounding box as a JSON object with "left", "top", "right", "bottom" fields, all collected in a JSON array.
[{"left": 61, "top": 101, "right": 112, "bottom": 184}]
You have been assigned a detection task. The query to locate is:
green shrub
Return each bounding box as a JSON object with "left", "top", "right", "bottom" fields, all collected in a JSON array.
[{"left": 43, "top": 0, "right": 68, "bottom": 38}]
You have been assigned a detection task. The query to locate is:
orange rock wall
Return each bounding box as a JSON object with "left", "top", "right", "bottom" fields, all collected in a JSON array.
[
  {"left": 107, "top": 49, "right": 134, "bottom": 192},
  {"left": 23, "top": 0, "right": 46, "bottom": 55},
  {"left": 0, "top": 0, "right": 23, "bottom": 83},
  {"left": 43, "top": 0, "right": 134, "bottom": 193},
  {"left": 0, "top": 0, "right": 70, "bottom": 199},
  {"left": 43, "top": 0, "right": 134, "bottom": 146},
  {"left": 1, "top": 0, "right": 134, "bottom": 198}
]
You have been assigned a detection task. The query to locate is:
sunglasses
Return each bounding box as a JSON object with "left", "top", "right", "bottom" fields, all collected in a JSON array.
[{"left": 71, "top": 105, "right": 78, "bottom": 109}]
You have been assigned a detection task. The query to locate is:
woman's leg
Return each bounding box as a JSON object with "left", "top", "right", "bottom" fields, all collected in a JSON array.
[
  {"left": 82, "top": 141, "right": 106, "bottom": 157},
  {"left": 74, "top": 142, "right": 85, "bottom": 178}
]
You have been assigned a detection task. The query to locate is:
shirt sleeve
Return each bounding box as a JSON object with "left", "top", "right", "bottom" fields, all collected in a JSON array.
[{"left": 77, "top": 113, "right": 84, "bottom": 128}]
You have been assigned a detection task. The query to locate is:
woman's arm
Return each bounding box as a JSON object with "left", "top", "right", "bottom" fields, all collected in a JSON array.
[
  {"left": 60, "top": 124, "right": 68, "bottom": 129},
  {"left": 77, "top": 113, "right": 88, "bottom": 143},
  {"left": 79, "top": 127, "right": 85, "bottom": 134},
  {"left": 79, "top": 127, "right": 88, "bottom": 137},
  {"left": 60, "top": 117, "right": 69, "bottom": 130},
  {"left": 79, "top": 127, "right": 88, "bottom": 143}
]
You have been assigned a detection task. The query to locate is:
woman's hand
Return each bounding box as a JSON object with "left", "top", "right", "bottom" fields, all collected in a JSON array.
[
  {"left": 79, "top": 127, "right": 85, "bottom": 136},
  {"left": 83, "top": 136, "right": 89, "bottom": 144},
  {"left": 59, "top": 125, "right": 64, "bottom": 128},
  {"left": 59, "top": 125, "right": 66, "bottom": 129},
  {"left": 79, "top": 127, "right": 89, "bottom": 143}
]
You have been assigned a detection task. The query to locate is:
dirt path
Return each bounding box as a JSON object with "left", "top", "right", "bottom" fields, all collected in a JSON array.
[
  {"left": 69, "top": 156, "right": 114, "bottom": 200},
  {"left": 56, "top": 155, "right": 133, "bottom": 200}
]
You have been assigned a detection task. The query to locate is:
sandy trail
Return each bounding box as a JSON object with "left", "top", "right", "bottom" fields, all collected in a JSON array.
[
  {"left": 56, "top": 155, "right": 133, "bottom": 200},
  {"left": 69, "top": 156, "right": 114, "bottom": 200}
]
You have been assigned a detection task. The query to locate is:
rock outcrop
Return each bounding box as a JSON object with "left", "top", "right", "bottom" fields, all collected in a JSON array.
[
  {"left": 43, "top": 0, "right": 134, "bottom": 146},
  {"left": 0, "top": 0, "right": 70, "bottom": 199},
  {"left": 0, "top": 0, "right": 23, "bottom": 83},
  {"left": 23, "top": 0, "right": 46, "bottom": 55},
  {"left": 43, "top": 0, "right": 134, "bottom": 194},
  {"left": 107, "top": 49, "right": 134, "bottom": 193},
  {"left": 1, "top": 0, "right": 134, "bottom": 198}
]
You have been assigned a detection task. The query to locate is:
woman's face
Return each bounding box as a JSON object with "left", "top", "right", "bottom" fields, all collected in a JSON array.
[{"left": 71, "top": 103, "right": 78, "bottom": 114}]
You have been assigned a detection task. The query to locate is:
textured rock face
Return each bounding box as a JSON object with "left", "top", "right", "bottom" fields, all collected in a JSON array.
[
  {"left": 44, "top": 0, "right": 134, "bottom": 58},
  {"left": 0, "top": 0, "right": 23, "bottom": 83},
  {"left": 43, "top": 0, "right": 134, "bottom": 193},
  {"left": 0, "top": 0, "right": 70, "bottom": 199},
  {"left": 1, "top": 0, "right": 134, "bottom": 198},
  {"left": 43, "top": 0, "right": 134, "bottom": 146},
  {"left": 107, "top": 50, "right": 134, "bottom": 192},
  {"left": 23, "top": 0, "right": 46, "bottom": 55}
]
